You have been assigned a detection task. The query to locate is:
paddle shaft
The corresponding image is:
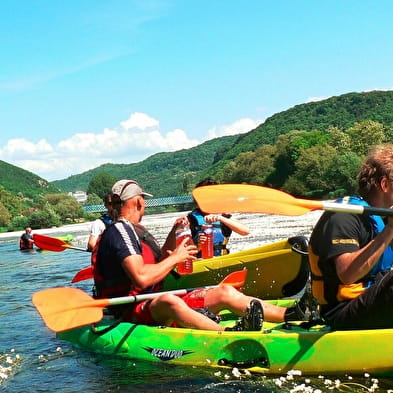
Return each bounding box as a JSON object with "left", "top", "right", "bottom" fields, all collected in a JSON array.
[
  {"left": 106, "top": 285, "right": 219, "bottom": 306},
  {"left": 32, "top": 269, "right": 247, "bottom": 332},
  {"left": 50, "top": 285, "right": 221, "bottom": 311},
  {"left": 63, "top": 245, "right": 89, "bottom": 252},
  {"left": 321, "top": 201, "right": 393, "bottom": 216}
]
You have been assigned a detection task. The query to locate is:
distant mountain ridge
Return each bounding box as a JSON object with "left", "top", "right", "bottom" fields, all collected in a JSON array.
[
  {"left": 53, "top": 90, "right": 393, "bottom": 196},
  {"left": 51, "top": 134, "right": 238, "bottom": 196},
  {"left": 2, "top": 90, "right": 393, "bottom": 198}
]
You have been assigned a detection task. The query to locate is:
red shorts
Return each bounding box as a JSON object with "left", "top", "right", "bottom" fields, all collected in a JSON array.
[{"left": 125, "top": 289, "right": 207, "bottom": 325}]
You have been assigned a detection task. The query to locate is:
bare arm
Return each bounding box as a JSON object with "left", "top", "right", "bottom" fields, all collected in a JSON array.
[
  {"left": 122, "top": 237, "right": 197, "bottom": 289},
  {"left": 160, "top": 217, "right": 185, "bottom": 260},
  {"left": 87, "top": 235, "right": 97, "bottom": 251},
  {"left": 335, "top": 223, "right": 393, "bottom": 284},
  {"left": 204, "top": 214, "right": 250, "bottom": 236}
]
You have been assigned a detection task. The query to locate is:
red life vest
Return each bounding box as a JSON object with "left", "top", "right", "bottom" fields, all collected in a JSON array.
[
  {"left": 20, "top": 235, "right": 33, "bottom": 250},
  {"left": 92, "top": 222, "right": 162, "bottom": 299}
]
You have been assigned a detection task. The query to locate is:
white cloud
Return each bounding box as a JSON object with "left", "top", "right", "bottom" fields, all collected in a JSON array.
[
  {"left": 0, "top": 112, "right": 260, "bottom": 181},
  {"left": 120, "top": 112, "right": 159, "bottom": 130},
  {"left": 207, "top": 117, "right": 263, "bottom": 139},
  {"left": 305, "top": 96, "right": 330, "bottom": 103}
]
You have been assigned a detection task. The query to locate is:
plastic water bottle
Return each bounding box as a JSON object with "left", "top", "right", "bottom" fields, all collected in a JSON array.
[
  {"left": 199, "top": 224, "right": 214, "bottom": 259},
  {"left": 175, "top": 221, "right": 194, "bottom": 274}
]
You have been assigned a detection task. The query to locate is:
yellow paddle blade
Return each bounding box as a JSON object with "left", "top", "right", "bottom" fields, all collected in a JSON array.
[
  {"left": 192, "top": 184, "right": 323, "bottom": 215},
  {"left": 32, "top": 287, "right": 109, "bottom": 333}
]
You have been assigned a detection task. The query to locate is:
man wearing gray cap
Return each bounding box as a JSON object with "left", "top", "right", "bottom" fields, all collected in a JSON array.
[{"left": 94, "top": 179, "right": 302, "bottom": 331}]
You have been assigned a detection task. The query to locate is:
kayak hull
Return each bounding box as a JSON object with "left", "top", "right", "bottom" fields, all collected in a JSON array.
[
  {"left": 57, "top": 305, "right": 393, "bottom": 377},
  {"left": 163, "top": 236, "right": 309, "bottom": 299}
]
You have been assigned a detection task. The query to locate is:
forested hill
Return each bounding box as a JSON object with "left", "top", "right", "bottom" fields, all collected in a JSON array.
[
  {"left": 51, "top": 134, "right": 238, "bottom": 196},
  {"left": 217, "top": 90, "right": 393, "bottom": 163},
  {"left": 0, "top": 160, "right": 60, "bottom": 198},
  {"left": 52, "top": 90, "right": 393, "bottom": 196}
]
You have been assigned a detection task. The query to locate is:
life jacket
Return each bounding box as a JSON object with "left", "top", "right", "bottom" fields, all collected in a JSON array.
[
  {"left": 19, "top": 234, "right": 33, "bottom": 250},
  {"left": 92, "top": 222, "right": 162, "bottom": 299},
  {"left": 99, "top": 213, "right": 113, "bottom": 227},
  {"left": 188, "top": 209, "right": 229, "bottom": 256},
  {"left": 309, "top": 195, "right": 393, "bottom": 305}
]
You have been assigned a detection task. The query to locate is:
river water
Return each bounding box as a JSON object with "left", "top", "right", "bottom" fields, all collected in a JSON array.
[{"left": 1, "top": 211, "right": 392, "bottom": 392}]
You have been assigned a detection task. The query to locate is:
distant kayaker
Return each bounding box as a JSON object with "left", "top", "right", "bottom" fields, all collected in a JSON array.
[
  {"left": 94, "top": 179, "right": 308, "bottom": 332},
  {"left": 19, "top": 227, "right": 34, "bottom": 250},
  {"left": 187, "top": 178, "right": 250, "bottom": 258},
  {"left": 87, "top": 192, "right": 115, "bottom": 251},
  {"left": 309, "top": 143, "right": 393, "bottom": 330}
]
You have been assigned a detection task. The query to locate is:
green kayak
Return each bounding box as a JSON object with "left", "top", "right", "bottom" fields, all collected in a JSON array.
[
  {"left": 56, "top": 234, "right": 73, "bottom": 243},
  {"left": 57, "top": 300, "right": 393, "bottom": 377},
  {"left": 163, "top": 236, "right": 309, "bottom": 299}
]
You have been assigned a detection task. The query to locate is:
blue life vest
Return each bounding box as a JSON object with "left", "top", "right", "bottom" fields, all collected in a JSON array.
[
  {"left": 338, "top": 196, "right": 393, "bottom": 281},
  {"left": 188, "top": 209, "right": 227, "bottom": 256},
  {"left": 100, "top": 213, "right": 113, "bottom": 228}
]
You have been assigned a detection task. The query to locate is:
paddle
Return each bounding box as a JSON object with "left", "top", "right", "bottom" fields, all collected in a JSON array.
[
  {"left": 71, "top": 266, "right": 93, "bottom": 283},
  {"left": 32, "top": 269, "right": 247, "bottom": 333},
  {"left": 33, "top": 233, "right": 88, "bottom": 252},
  {"left": 192, "top": 184, "right": 393, "bottom": 217}
]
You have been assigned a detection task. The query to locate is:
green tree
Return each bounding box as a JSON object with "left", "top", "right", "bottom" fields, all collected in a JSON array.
[
  {"left": 10, "top": 215, "right": 29, "bottom": 231},
  {"left": 87, "top": 172, "right": 118, "bottom": 199},
  {"left": 325, "top": 152, "right": 361, "bottom": 195},
  {"left": 222, "top": 144, "right": 276, "bottom": 184},
  {"left": 44, "top": 194, "right": 85, "bottom": 223},
  {"left": 328, "top": 126, "right": 351, "bottom": 154},
  {"left": 0, "top": 201, "right": 11, "bottom": 227},
  {"left": 348, "top": 120, "right": 386, "bottom": 156},
  {"left": 28, "top": 206, "right": 61, "bottom": 229},
  {"left": 266, "top": 130, "right": 329, "bottom": 188},
  {"left": 285, "top": 144, "right": 338, "bottom": 196},
  {"left": 86, "top": 193, "right": 103, "bottom": 205},
  {"left": 0, "top": 186, "right": 23, "bottom": 217}
]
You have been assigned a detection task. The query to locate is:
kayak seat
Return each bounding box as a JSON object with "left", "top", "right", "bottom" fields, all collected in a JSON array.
[{"left": 281, "top": 236, "right": 310, "bottom": 297}]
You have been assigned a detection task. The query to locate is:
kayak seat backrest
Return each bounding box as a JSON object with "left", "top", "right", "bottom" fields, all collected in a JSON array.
[{"left": 281, "top": 236, "right": 310, "bottom": 297}]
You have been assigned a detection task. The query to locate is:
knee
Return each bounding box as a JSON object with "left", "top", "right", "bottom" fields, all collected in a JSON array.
[
  {"left": 155, "top": 293, "right": 182, "bottom": 309},
  {"left": 213, "top": 284, "right": 240, "bottom": 299}
]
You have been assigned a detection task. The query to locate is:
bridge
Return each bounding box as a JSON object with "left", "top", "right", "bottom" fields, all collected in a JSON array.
[{"left": 83, "top": 194, "right": 194, "bottom": 213}]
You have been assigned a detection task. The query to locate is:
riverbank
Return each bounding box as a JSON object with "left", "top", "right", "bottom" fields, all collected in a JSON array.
[
  {"left": 0, "top": 210, "right": 324, "bottom": 251},
  {"left": 0, "top": 222, "right": 92, "bottom": 241}
]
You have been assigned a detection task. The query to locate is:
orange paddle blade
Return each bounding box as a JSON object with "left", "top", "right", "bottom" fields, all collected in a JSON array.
[
  {"left": 192, "top": 184, "right": 323, "bottom": 215},
  {"left": 33, "top": 270, "right": 248, "bottom": 333},
  {"left": 72, "top": 266, "right": 93, "bottom": 283},
  {"left": 32, "top": 287, "right": 109, "bottom": 332},
  {"left": 220, "top": 269, "right": 247, "bottom": 289}
]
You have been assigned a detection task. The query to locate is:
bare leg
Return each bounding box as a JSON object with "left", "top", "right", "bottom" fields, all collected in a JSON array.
[
  {"left": 204, "top": 285, "right": 286, "bottom": 322},
  {"left": 149, "top": 293, "right": 225, "bottom": 331}
]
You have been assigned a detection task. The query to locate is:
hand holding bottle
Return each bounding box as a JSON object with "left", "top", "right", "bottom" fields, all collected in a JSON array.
[{"left": 175, "top": 219, "right": 196, "bottom": 274}]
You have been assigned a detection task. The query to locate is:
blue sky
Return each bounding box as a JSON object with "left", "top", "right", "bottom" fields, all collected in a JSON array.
[{"left": 1, "top": 1, "right": 393, "bottom": 181}]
